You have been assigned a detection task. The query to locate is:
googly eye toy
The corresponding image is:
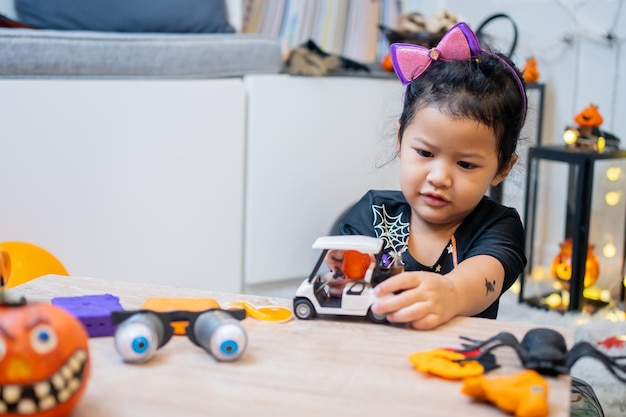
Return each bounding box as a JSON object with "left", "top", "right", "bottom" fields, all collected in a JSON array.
[{"left": 110, "top": 308, "right": 247, "bottom": 363}]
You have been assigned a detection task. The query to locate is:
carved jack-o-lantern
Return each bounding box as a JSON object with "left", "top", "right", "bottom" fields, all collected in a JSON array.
[
  {"left": 574, "top": 104, "right": 603, "bottom": 128},
  {"left": 0, "top": 299, "right": 90, "bottom": 417},
  {"left": 550, "top": 238, "right": 600, "bottom": 289}
]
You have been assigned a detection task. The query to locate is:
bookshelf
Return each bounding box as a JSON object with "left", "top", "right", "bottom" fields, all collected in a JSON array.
[{"left": 241, "top": 0, "right": 402, "bottom": 63}]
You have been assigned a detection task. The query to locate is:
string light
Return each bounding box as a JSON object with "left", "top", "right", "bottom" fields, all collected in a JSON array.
[
  {"left": 563, "top": 128, "right": 578, "bottom": 144},
  {"left": 603, "top": 242, "right": 617, "bottom": 258},
  {"left": 531, "top": 265, "right": 548, "bottom": 280},
  {"left": 605, "top": 191, "right": 621, "bottom": 206},
  {"left": 606, "top": 167, "right": 622, "bottom": 181}
]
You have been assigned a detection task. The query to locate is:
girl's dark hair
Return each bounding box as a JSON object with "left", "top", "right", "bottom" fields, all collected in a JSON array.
[{"left": 397, "top": 51, "right": 527, "bottom": 174}]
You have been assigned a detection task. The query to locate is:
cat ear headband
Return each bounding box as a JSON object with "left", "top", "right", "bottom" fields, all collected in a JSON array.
[{"left": 390, "top": 22, "right": 526, "bottom": 121}]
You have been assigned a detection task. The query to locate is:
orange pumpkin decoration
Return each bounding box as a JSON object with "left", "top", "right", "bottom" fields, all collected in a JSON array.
[
  {"left": 342, "top": 250, "right": 372, "bottom": 280},
  {"left": 381, "top": 52, "right": 394, "bottom": 72},
  {"left": 0, "top": 299, "right": 90, "bottom": 417},
  {"left": 521, "top": 57, "right": 540, "bottom": 83},
  {"left": 574, "top": 104, "right": 603, "bottom": 128},
  {"left": 550, "top": 238, "right": 600, "bottom": 289}
]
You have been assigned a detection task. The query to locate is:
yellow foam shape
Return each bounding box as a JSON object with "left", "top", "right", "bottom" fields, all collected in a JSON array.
[{"left": 408, "top": 349, "right": 484, "bottom": 379}]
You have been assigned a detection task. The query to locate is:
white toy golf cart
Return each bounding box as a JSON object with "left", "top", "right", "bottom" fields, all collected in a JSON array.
[{"left": 292, "top": 235, "right": 402, "bottom": 324}]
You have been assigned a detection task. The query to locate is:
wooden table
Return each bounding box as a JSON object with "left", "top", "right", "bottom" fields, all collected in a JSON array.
[{"left": 8, "top": 275, "right": 573, "bottom": 417}]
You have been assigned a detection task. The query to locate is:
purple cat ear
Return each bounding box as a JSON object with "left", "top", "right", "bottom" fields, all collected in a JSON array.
[
  {"left": 390, "top": 22, "right": 479, "bottom": 85},
  {"left": 389, "top": 22, "right": 526, "bottom": 122}
]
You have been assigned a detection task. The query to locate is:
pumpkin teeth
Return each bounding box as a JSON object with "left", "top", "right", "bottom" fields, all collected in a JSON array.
[
  {"left": 51, "top": 373, "right": 64, "bottom": 390},
  {"left": 0, "top": 348, "right": 88, "bottom": 414},
  {"left": 38, "top": 396, "right": 56, "bottom": 411},
  {"left": 32, "top": 382, "right": 49, "bottom": 398},
  {"left": 2, "top": 385, "right": 21, "bottom": 403},
  {"left": 16, "top": 399, "right": 36, "bottom": 414}
]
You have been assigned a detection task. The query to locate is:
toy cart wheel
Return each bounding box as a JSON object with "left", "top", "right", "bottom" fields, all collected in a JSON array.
[
  {"left": 367, "top": 307, "right": 388, "bottom": 324},
  {"left": 293, "top": 298, "right": 315, "bottom": 320}
]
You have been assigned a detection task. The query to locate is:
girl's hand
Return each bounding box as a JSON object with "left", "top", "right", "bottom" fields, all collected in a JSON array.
[{"left": 371, "top": 271, "right": 460, "bottom": 330}]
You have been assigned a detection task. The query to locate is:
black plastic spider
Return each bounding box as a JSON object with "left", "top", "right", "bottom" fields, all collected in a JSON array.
[{"left": 456, "top": 327, "right": 626, "bottom": 382}]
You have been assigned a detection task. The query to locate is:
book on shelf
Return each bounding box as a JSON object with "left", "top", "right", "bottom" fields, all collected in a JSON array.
[
  {"left": 279, "top": 0, "right": 306, "bottom": 53},
  {"left": 260, "top": 0, "right": 285, "bottom": 37},
  {"left": 329, "top": 0, "right": 349, "bottom": 56},
  {"left": 241, "top": 0, "right": 267, "bottom": 33},
  {"left": 310, "top": 0, "right": 329, "bottom": 50},
  {"left": 297, "top": 1, "right": 317, "bottom": 46},
  {"left": 241, "top": 0, "right": 401, "bottom": 64},
  {"left": 378, "top": 0, "right": 401, "bottom": 61}
]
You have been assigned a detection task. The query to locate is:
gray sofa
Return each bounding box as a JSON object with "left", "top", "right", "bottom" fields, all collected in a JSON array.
[{"left": 0, "top": 28, "right": 283, "bottom": 78}]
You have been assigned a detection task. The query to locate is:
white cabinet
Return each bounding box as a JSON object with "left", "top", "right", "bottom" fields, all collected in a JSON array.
[
  {"left": 244, "top": 74, "right": 402, "bottom": 285},
  {"left": 1, "top": 74, "right": 403, "bottom": 292},
  {"left": 0, "top": 79, "right": 246, "bottom": 292}
]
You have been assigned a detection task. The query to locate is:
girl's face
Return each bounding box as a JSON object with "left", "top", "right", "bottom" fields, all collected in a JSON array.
[{"left": 398, "top": 106, "right": 512, "bottom": 229}]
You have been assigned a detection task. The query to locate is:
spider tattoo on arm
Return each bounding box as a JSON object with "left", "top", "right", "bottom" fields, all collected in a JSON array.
[{"left": 455, "top": 327, "right": 626, "bottom": 382}]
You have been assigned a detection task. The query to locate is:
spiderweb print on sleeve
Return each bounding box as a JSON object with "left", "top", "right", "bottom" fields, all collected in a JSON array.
[{"left": 372, "top": 204, "right": 410, "bottom": 256}]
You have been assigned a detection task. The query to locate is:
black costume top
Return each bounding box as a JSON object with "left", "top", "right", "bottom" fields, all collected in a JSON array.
[{"left": 336, "top": 190, "right": 527, "bottom": 319}]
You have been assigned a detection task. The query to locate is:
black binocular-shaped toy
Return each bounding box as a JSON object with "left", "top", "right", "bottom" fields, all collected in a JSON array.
[{"left": 110, "top": 308, "right": 247, "bottom": 363}]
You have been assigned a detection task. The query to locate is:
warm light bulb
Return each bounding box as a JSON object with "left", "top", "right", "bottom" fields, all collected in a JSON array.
[
  {"left": 605, "top": 191, "right": 621, "bottom": 206},
  {"left": 531, "top": 265, "right": 548, "bottom": 280},
  {"left": 603, "top": 242, "right": 617, "bottom": 258},
  {"left": 545, "top": 293, "right": 562, "bottom": 308},
  {"left": 598, "top": 136, "right": 606, "bottom": 152},
  {"left": 563, "top": 129, "right": 578, "bottom": 145},
  {"left": 606, "top": 167, "right": 622, "bottom": 181},
  {"left": 584, "top": 287, "right": 602, "bottom": 300}
]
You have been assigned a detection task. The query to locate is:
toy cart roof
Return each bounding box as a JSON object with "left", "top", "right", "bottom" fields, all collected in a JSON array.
[{"left": 312, "top": 235, "right": 383, "bottom": 253}]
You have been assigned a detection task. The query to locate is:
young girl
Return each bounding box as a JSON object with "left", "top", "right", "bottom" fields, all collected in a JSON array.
[{"left": 330, "top": 22, "right": 528, "bottom": 330}]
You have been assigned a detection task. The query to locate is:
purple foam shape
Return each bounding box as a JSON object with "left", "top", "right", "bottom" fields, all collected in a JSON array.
[{"left": 52, "top": 294, "right": 124, "bottom": 337}]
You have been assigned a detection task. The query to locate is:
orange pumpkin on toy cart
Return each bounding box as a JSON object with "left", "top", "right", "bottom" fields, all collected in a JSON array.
[
  {"left": 0, "top": 299, "right": 90, "bottom": 417},
  {"left": 550, "top": 238, "right": 600, "bottom": 289}
]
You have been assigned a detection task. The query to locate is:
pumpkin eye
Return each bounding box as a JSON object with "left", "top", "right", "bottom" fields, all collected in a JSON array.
[
  {"left": 30, "top": 324, "right": 58, "bottom": 354},
  {"left": 114, "top": 318, "right": 159, "bottom": 363}
]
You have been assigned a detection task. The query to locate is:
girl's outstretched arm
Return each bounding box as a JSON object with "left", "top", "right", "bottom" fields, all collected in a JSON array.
[{"left": 372, "top": 255, "right": 505, "bottom": 330}]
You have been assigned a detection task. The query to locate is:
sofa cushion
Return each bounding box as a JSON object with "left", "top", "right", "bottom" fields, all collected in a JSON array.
[
  {"left": 15, "top": 0, "right": 235, "bottom": 33},
  {"left": 0, "top": 28, "right": 283, "bottom": 78}
]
